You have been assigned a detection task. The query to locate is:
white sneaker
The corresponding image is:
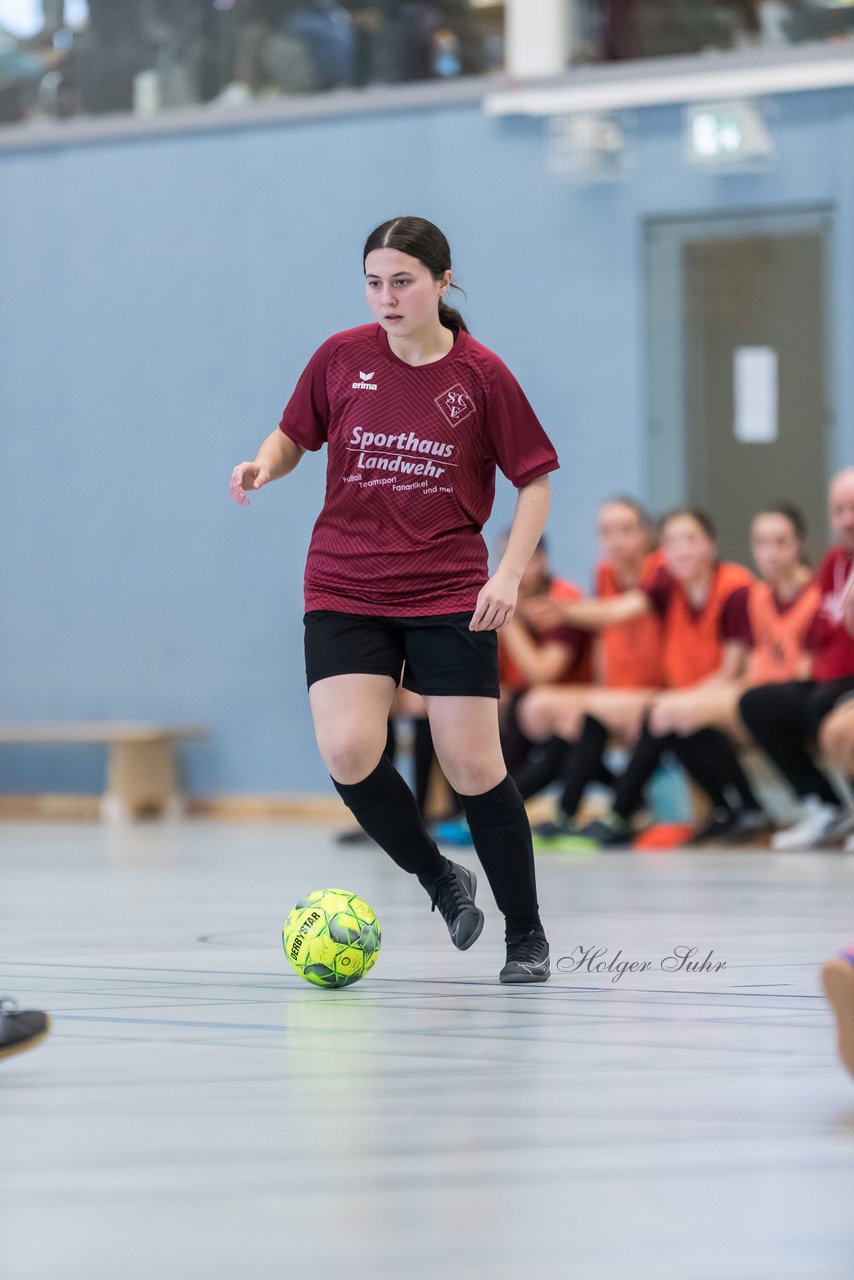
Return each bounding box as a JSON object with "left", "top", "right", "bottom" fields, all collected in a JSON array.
[
  {"left": 771, "top": 796, "right": 842, "bottom": 851},
  {"left": 818, "top": 807, "right": 854, "bottom": 847}
]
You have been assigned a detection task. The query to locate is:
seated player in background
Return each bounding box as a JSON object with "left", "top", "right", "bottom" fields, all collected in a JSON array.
[
  {"left": 435, "top": 534, "right": 591, "bottom": 843},
  {"left": 817, "top": 691, "right": 854, "bottom": 850},
  {"left": 524, "top": 507, "right": 760, "bottom": 849},
  {"left": 740, "top": 468, "right": 854, "bottom": 849},
  {"left": 647, "top": 504, "right": 818, "bottom": 841},
  {"left": 519, "top": 495, "right": 666, "bottom": 843},
  {"left": 497, "top": 533, "right": 593, "bottom": 791}
]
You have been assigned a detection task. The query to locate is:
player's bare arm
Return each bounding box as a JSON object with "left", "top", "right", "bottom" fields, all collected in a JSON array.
[
  {"left": 230, "top": 430, "right": 305, "bottom": 505},
  {"left": 470, "top": 474, "right": 551, "bottom": 632}
]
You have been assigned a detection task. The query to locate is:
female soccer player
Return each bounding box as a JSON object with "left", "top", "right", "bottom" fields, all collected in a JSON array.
[
  {"left": 230, "top": 216, "right": 557, "bottom": 982},
  {"left": 740, "top": 469, "right": 854, "bottom": 849},
  {"left": 520, "top": 508, "right": 759, "bottom": 848},
  {"left": 519, "top": 496, "right": 665, "bottom": 843}
]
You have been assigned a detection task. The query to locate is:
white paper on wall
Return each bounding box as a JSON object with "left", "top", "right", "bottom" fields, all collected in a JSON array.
[{"left": 734, "top": 346, "right": 778, "bottom": 443}]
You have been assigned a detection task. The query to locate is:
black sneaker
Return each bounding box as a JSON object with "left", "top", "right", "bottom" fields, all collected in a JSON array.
[
  {"left": 688, "top": 807, "right": 740, "bottom": 845},
  {"left": 722, "top": 808, "right": 774, "bottom": 845},
  {"left": 427, "top": 859, "right": 484, "bottom": 950},
  {"left": 532, "top": 815, "right": 578, "bottom": 841},
  {"left": 500, "top": 927, "right": 550, "bottom": 984},
  {"left": 574, "top": 813, "right": 632, "bottom": 850},
  {"left": 0, "top": 999, "right": 51, "bottom": 1061}
]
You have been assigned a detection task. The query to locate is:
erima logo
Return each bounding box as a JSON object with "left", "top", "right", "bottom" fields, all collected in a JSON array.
[{"left": 352, "top": 369, "right": 378, "bottom": 391}]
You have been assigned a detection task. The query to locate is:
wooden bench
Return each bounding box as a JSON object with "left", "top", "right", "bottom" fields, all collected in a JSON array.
[{"left": 0, "top": 722, "right": 207, "bottom": 821}]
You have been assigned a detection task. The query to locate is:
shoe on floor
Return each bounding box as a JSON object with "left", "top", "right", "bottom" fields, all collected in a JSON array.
[
  {"left": 821, "top": 950, "right": 854, "bottom": 1077},
  {"left": 770, "top": 796, "right": 843, "bottom": 851},
  {"left": 815, "top": 807, "right": 854, "bottom": 848},
  {"left": 532, "top": 814, "right": 597, "bottom": 853},
  {"left": 0, "top": 999, "right": 51, "bottom": 1061},
  {"left": 574, "top": 812, "right": 632, "bottom": 850},
  {"left": 426, "top": 858, "right": 484, "bottom": 950},
  {"left": 722, "top": 808, "right": 774, "bottom": 845},
  {"left": 500, "top": 927, "right": 550, "bottom": 983},
  {"left": 531, "top": 814, "right": 577, "bottom": 841},
  {"left": 688, "top": 807, "right": 741, "bottom": 845}
]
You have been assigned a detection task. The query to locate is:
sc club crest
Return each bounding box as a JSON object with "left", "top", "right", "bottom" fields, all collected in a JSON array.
[{"left": 435, "top": 384, "right": 474, "bottom": 426}]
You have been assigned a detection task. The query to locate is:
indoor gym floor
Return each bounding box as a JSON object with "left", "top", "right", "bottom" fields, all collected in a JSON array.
[{"left": 2, "top": 820, "right": 854, "bottom": 1280}]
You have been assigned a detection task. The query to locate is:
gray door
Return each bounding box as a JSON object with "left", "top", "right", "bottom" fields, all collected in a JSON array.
[{"left": 645, "top": 209, "right": 834, "bottom": 565}]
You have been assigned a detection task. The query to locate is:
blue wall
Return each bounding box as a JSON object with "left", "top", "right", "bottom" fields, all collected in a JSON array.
[{"left": 2, "top": 85, "right": 854, "bottom": 795}]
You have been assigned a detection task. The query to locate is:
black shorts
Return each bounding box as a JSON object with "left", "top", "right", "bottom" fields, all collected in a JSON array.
[{"left": 304, "top": 610, "right": 499, "bottom": 698}]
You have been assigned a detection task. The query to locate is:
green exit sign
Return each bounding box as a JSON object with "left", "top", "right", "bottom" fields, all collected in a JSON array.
[{"left": 686, "top": 100, "right": 773, "bottom": 168}]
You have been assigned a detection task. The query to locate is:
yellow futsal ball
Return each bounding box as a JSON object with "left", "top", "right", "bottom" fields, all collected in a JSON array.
[{"left": 283, "top": 888, "right": 381, "bottom": 988}]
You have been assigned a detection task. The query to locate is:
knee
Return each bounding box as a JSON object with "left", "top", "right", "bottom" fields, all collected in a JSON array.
[
  {"left": 818, "top": 712, "right": 853, "bottom": 768},
  {"left": 818, "top": 715, "right": 840, "bottom": 762},
  {"left": 316, "top": 731, "right": 384, "bottom": 785},
  {"left": 739, "top": 686, "right": 772, "bottom": 731},
  {"left": 517, "top": 689, "right": 553, "bottom": 742},
  {"left": 647, "top": 702, "right": 671, "bottom": 737},
  {"left": 441, "top": 753, "right": 506, "bottom": 797}
]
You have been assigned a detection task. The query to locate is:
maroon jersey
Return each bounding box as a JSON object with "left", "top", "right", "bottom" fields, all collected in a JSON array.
[
  {"left": 279, "top": 324, "right": 559, "bottom": 616},
  {"left": 805, "top": 547, "right": 854, "bottom": 680}
]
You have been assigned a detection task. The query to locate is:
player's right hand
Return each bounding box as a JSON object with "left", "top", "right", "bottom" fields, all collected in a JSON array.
[
  {"left": 230, "top": 462, "right": 270, "bottom": 506},
  {"left": 523, "top": 595, "right": 567, "bottom": 631}
]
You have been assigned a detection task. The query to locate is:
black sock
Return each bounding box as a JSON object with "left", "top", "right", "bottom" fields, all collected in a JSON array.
[
  {"left": 332, "top": 756, "right": 446, "bottom": 883},
  {"left": 669, "top": 731, "right": 729, "bottom": 810},
  {"left": 613, "top": 722, "right": 671, "bottom": 820},
  {"left": 458, "top": 775, "right": 541, "bottom": 936},
  {"left": 673, "top": 729, "right": 761, "bottom": 812},
  {"left": 512, "top": 736, "right": 569, "bottom": 802},
  {"left": 412, "top": 718, "right": 436, "bottom": 817},
  {"left": 558, "top": 715, "right": 609, "bottom": 818}
]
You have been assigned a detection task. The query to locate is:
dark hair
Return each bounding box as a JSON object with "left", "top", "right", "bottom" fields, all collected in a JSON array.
[
  {"left": 660, "top": 506, "right": 718, "bottom": 541},
  {"left": 362, "top": 216, "right": 469, "bottom": 334},
  {"left": 753, "top": 502, "right": 811, "bottom": 566},
  {"left": 754, "top": 501, "right": 807, "bottom": 543},
  {"left": 600, "top": 495, "right": 655, "bottom": 531}
]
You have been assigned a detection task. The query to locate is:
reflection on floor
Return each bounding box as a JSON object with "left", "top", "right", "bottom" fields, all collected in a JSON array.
[{"left": 2, "top": 821, "right": 854, "bottom": 1280}]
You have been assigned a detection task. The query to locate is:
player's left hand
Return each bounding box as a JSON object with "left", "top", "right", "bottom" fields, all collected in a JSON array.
[{"left": 470, "top": 573, "right": 519, "bottom": 632}]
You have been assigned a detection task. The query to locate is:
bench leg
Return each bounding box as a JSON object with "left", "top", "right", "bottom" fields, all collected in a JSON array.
[{"left": 103, "top": 740, "right": 184, "bottom": 821}]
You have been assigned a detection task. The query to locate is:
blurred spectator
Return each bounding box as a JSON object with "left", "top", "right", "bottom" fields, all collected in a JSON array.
[
  {"left": 287, "top": 0, "right": 355, "bottom": 89},
  {"left": 786, "top": 0, "right": 854, "bottom": 43},
  {"left": 226, "top": 1, "right": 351, "bottom": 100},
  {"left": 740, "top": 468, "right": 854, "bottom": 850},
  {"left": 65, "top": 0, "right": 152, "bottom": 114},
  {"left": 0, "top": 28, "right": 44, "bottom": 122},
  {"left": 8, "top": 0, "right": 854, "bottom": 127},
  {"left": 370, "top": 1, "right": 439, "bottom": 83},
  {"left": 601, "top": 0, "right": 761, "bottom": 60}
]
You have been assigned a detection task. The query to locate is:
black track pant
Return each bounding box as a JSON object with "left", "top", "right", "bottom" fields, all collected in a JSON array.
[{"left": 739, "top": 677, "right": 854, "bottom": 803}]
